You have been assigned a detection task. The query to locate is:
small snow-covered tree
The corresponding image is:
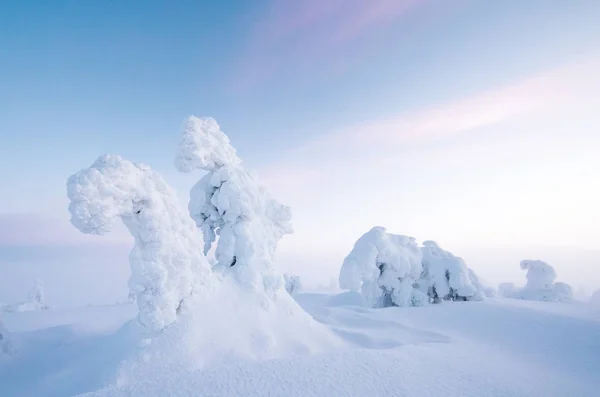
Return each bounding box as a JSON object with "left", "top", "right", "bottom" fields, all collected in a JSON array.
[
  {"left": 498, "top": 282, "right": 518, "bottom": 298},
  {"left": 67, "top": 154, "right": 216, "bottom": 332},
  {"left": 284, "top": 274, "right": 302, "bottom": 295},
  {"left": 0, "top": 319, "right": 13, "bottom": 355},
  {"left": 339, "top": 227, "right": 425, "bottom": 308},
  {"left": 591, "top": 289, "right": 600, "bottom": 307},
  {"left": 420, "top": 241, "right": 485, "bottom": 303},
  {"left": 28, "top": 279, "right": 49, "bottom": 310},
  {"left": 175, "top": 116, "right": 292, "bottom": 297}
]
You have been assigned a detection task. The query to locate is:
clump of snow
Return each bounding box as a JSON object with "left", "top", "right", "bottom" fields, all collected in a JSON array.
[
  {"left": 175, "top": 116, "right": 293, "bottom": 297},
  {"left": 339, "top": 227, "right": 486, "bottom": 308},
  {"left": 339, "top": 227, "right": 425, "bottom": 308},
  {"left": 67, "top": 154, "right": 216, "bottom": 332},
  {"left": 284, "top": 275, "right": 302, "bottom": 295},
  {"left": 500, "top": 260, "right": 574, "bottom": 302},
  {"left": 420, "top": 241, "right": 485, "bottom": 303}
]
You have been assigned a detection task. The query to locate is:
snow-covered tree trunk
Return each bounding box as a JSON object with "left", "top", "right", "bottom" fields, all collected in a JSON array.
[
  {"left": 67, "top": 154, "right": 216, "bottom": 332},
  {"left": 175, "top": 117, "right": 292, "bottom": 298}
]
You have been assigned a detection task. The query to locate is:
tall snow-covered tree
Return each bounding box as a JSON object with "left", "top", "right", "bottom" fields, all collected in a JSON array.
[
  {"left": 175, "top": 116, "right": 293, "bottom": 297},
  {"left": 500, "top": 260, "right": 573, "bottom": 302},
  {"left": 67, "top": 154, "right": 217, "bottom": 332}
]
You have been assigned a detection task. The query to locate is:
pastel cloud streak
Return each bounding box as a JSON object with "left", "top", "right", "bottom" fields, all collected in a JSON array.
[{"left": 233, "top": 0, "right": 426, "bottom": 89}]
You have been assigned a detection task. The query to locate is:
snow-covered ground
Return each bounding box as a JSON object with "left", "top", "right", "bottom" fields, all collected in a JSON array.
[{"left": 2, "top": 293, "right": 599, "bottom": 397}]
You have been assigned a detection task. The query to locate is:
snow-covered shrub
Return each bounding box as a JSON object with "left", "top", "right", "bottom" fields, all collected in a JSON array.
[
  {"left": 0, "top": 319, "right": 13, "bottom": 355},
  {"left": 284, "top": 274, "right": 302, "bottom": 295},
  {"left": 175, "top": 116, "right": 292, "bottom": 297},
  {"left": 339, "top": 227, "right": 425, "bottom": 308},
  {"left": 420, "top": 241, "right": 485, "bottom": 303},
  {"left": 67, "top": 154, "right": 216, "bottom": 332},
  {"left": 498, "top": 282, "right": 518, "bottom": 298}
]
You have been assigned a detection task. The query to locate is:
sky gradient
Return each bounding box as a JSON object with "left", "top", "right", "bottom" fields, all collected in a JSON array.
[{"left": 1, "top": 0, "right": 599, "bottom": 305}]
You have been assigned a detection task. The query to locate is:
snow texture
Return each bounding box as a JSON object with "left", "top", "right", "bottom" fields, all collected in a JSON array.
[
  {"left": 420, "top": 241, "right": 485, "bottom": 302},
  {"left": 339, "top": 226, "right": 425, "bottom": 308},
  {"left": 175, "top": 116, "right": 293, "bottom": 297},
  {"left": 67, "top": 154, "right": 216, "bottom": 332}
]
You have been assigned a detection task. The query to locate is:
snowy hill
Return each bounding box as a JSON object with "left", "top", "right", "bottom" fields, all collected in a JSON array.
[{"left": 2, "top": 294, "right": 599, "bottom": 397}]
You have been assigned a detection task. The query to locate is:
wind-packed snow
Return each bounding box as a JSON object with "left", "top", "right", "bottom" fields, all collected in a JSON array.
[
  {"left": 500, "top": 260, "right": 574, "bottom": 302},
  {"left": 175, "top": 116, "right": 293, "bottom": 297},
  {"left": 339, "top": 227, "right": 425, "bottom": 308},
  {"left": 2, "top": 293, "right": 600, "bottom": 397},
  {"left": 339, "top": 227, "right": 486, "bottom": 307},
  {"left": 67, "top": 154, "right": 217, "bottom": 332}
]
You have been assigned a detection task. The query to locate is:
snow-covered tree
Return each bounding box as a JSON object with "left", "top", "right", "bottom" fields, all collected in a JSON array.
[
  {"left": 339, "top": 227, "right": 426, "bottom": 308},
  {"left": 284, "top": 274, "right": 302, "bottom": 295},
  {"left": 591, "top": 289, "right": 600, "bottom": 307},
  {"left": 0, "top": 319, "right": 13, "bottom": 355},
  {"left": 498, "top": 282, "right": 518, "bottom": 298},
  {"left": 28, "top": 279, "right": 50, "bottom": 310},
  {"left": 339, "top": 228, "right": 486, "bottom": 308},
  {"left": 175, "top": 116, "right": 292, "bottom": 297},
  {"left": 67, "top": 154, "right": 216, "bottom": 332},
  {"left": 500, "top": 260, "right": 573, "bottom": 302},
  {"left": 420, "top": 241, "right": 485, "bottom": 303}
]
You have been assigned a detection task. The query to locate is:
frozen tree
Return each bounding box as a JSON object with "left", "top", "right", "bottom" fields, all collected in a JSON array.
[
  {"left": 420, "top": 241, "right": 485, "bottom": 303},
  {"left": 0, "top": 319, "right": 13, "bottom": 355},
  {"left": 175, "top": 116, "right": 292, "bottom": 297},
  {"left": 339, "top": 227, "right": 425, "bottom": 308},
  {"left": 67, "top": 154, "right": 216, "bottom": 332},
  {"left": 284, "top": 274, "right": 302, "bottom": 295},
  {"left": 500, "top": 260, "right": 574, "bottom": 302},
  {"left": 28, "top": 279, "right": 49, "bottom": 310},
  {"left": 498, "top": 282, "right": 518, "bottom": 298}
]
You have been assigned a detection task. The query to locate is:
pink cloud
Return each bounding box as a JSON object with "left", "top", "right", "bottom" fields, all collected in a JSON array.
[{"left": 232, "top": 0, "right": 426, "bottom": 90}]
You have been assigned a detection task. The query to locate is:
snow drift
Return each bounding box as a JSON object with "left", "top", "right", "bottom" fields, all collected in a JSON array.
[
  {"left": 67, "top": 154, "right": 217, "bottom": 332},
  {"left": 499, "top": 260, "right": 574, "bottom": 302},
  {"left": 339, "top": 227, "right": 485, "bottom": 308},
  {"left": 175, "top": 116, "right": 293, "bottom": 298}
]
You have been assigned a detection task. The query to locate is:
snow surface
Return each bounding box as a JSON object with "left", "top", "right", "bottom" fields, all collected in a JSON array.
[
  {"left": 1, "top": 294, "right": 599, "bottom": 397},
  {"left": 175, "top": 116, "right": 293, "bottom": 297},
  {"left": 67, "top": 154, "right": 217, "bottom": 332}
]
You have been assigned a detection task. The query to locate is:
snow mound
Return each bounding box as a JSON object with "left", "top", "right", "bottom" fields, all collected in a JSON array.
[
  {"left": 175, "top": 116, "right": 293, "bottom": 297},
  {"left": 339, "top": 227, "right": 486, "bottom": 307},
  {"left": 420, "top": 241, "right": 485, "bottom": 302},
  {"left": 67, "top": 154, "right": 217, "bottom": 332},
  {"left": 339, "top": 226, "right": 425, "bottom": 308}
]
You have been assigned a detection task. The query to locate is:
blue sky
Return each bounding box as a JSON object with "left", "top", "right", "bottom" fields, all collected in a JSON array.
[{"left": 1, "top": 1, "right": 600, "bottom": 304}]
